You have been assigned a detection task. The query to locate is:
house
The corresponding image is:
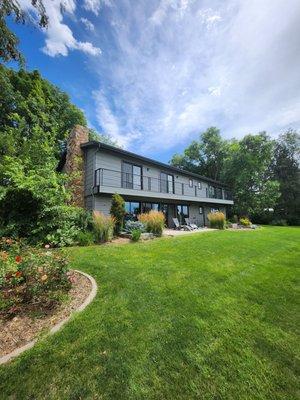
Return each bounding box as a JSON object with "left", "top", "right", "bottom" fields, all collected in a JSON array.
[{"left": 60, "top": 126, "right": 233, "bottom": 228}]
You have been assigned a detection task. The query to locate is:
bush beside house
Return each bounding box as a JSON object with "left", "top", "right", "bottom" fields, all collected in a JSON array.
[
  {"left": 208, "top": 212, "right": 226, "bottom": 230},
  {"left": 110, "top": 194, "right": 126, "bottom": 235}
]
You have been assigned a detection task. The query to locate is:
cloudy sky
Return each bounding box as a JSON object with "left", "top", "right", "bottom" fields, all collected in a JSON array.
[{"left": 12, "top": 0, "right": 300, "bottom": 161}]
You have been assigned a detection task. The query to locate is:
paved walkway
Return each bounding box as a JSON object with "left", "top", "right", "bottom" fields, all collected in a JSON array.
[{"left": 163, "top": 228, "right": 215, "bottom": 237}]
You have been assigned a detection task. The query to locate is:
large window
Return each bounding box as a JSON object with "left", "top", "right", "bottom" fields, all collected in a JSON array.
[
  {"left": 160, "top": 172, "right": 174, "bottom": 193},
  {"left": 208, "top": 186, "right": 223, "bottom": 199},
  {"left": 125, "top": 201, "right": 140, "bottom": 220},
  {"left": 122, "top": 162, "right": 142, "bottom": 190},
  {"left": 177, "top": 205, "right": 189, "bottom": 224},
  {"left": 141, "top": 202, "right": 159, "bottom": 213}
]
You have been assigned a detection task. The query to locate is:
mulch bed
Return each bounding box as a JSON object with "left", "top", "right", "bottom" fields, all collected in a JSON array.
[{"left": 0, "top": 270, "right": 91, "bottom": 358}]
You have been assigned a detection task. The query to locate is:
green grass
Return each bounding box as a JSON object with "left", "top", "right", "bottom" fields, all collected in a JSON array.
[{"left": 1, "top": 227, "right": 299, "bottom": 400}]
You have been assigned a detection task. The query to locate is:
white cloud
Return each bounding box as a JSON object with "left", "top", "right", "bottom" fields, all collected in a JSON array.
[
  {"left": 83, "top": 0, "right": 111, "bottom": 15},
  {"left": 88, "top": 0, "right": 300, "bottom": 153},
  {"left": 80, "top": 17, "right": 95, "bottom": 31},
  {"left": 19, "top": 0, "right": 101, "bottom": 57}
]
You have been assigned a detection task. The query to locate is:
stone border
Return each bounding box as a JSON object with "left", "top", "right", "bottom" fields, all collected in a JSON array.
[{"left": 0, "top": 269, "right": 97, "bottom": 365}]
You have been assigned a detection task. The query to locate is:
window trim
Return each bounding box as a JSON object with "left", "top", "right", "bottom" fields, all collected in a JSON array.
[{"left": 189, "top": 179, "right": 193, "bottom": 188}]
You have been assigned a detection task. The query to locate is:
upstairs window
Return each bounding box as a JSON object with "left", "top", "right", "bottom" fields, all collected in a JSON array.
[
  {"left": 122, "top": 162, "right": 142, "bottom": 190},
  {"left": 189, "top": 179, "right": 193, "bottom": 188},
  {"left": 160, "top": 172, "right": 174, "bottom": 194}
]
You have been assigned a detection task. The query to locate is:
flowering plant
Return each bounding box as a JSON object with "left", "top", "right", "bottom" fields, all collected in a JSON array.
[{"left": 0, "top": 238, "right": 70, "bottom": 318}]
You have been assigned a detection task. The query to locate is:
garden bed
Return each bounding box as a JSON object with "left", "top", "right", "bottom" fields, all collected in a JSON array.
[{"left": 0, "top": 270, "right": 91, "bottom": 359}]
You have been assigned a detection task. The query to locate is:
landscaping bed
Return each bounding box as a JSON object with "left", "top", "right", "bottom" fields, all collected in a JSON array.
[{"left": 0, "top": 270, "right": 91, "bottom": 358}]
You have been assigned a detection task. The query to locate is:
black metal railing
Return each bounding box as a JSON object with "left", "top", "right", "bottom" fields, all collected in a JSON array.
[{"left": 94, "top": 168, "right": 233, "bottom": 200}]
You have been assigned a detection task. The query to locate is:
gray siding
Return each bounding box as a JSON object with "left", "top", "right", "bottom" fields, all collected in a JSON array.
[
  {"left": 95, "top": 149, "right": 211, "bottom": 198},
  {"left": 94, "top": 195, "right": 112, "bottom": 214}
]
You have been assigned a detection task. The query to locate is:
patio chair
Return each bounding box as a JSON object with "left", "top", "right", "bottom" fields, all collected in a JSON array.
[
  {"left": 172, "top": 218, "right": 192, "bottom": 231},
  {"left": 184, "top": 218, "right": 199, "bottom": 230}
]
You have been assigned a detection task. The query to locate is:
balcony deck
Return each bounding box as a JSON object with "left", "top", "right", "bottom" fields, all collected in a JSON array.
[{"left": 93, "top": 168, "right": 234, "bottom": 205}]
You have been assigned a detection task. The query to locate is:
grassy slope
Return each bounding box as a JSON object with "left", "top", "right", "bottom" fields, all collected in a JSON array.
[{"left": 0, "top": 227, "right": 299, "bottom": 400}]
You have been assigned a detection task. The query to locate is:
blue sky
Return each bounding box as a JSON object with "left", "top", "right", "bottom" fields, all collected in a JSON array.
[{"left": 10, "top": 0, "right": 300, "bottom": 162}]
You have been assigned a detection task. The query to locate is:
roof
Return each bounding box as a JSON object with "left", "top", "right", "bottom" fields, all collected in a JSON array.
[{"left": 81, "top": 141, "right": 229, "bottom": 187}]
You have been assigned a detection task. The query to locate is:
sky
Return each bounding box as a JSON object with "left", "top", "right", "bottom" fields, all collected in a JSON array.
[{"left": 9, "top": 0, "right": 300, "bottom": 162}]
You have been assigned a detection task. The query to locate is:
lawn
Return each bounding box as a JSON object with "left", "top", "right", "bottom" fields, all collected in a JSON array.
[{"left": 0, "top": 227, "right": 299, "bottom": 400}]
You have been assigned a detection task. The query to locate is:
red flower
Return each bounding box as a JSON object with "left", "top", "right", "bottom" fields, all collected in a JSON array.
[
  {"left": 15, "top": 255, "right": 22, "bottom": 263},
  {"left": 15, "top": 271, "right": 22, "bottom": 278}
]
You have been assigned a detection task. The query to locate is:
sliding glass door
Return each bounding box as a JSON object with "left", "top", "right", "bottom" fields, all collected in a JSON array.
[{"left": 122, "top": 162, "right": 142, "bottom": 190}]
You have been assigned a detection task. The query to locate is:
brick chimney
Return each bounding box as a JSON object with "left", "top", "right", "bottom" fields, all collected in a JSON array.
[{"left": 64, "top": 125, "right": 89, "bottom": 207}]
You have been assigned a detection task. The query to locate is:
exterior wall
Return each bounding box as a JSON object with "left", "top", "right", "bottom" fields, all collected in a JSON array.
[
  {"left": 95, "top": 149, "right": 216, "bottom": 200},
  {"left": 85, "top": 195, "right": 94, "bottom": 211},
  {"left": 94, "top": 195, "right": 112, "bottom": 214},
  {"left": 82, "top": 146, "right": 232, "bottom": 225},
  {"left": 189, "top": 204, "right": 205, "bottom": 226}
]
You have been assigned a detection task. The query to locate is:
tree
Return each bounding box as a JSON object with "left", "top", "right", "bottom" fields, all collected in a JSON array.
[
  {"left": 221, "top": 133, "right": 280, "bottom": 217},
  {"left": 89, "top": 129, "right": 121, "bottom": 148},
  {"left": 170, "top": 129, "right": 281, "bottom": 220},
  {"left": 170, "top": 127, "right": 227, "bottom": 180},
  {"left": 110, "top": 194, "right": 125, "bottom": 235},
  {"left": 0, "top": 0, "right": 48, "bottom": 64},
  {"left": 0, "top": 65, "right": 86, "bottom": 163},
  {"left": 271, "top": 129, "right": 300, "bottom": 225}
]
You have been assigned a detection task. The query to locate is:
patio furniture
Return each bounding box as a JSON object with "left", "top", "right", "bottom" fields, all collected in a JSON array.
[
  {"left": 184, "top": 218, "right": 199, "bottom": 230},
  {"left": 172, "top": 218, "right": 192, "bottom": 231}
]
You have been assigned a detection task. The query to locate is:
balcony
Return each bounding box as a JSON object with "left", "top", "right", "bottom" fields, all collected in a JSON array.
[{"left": 93, "top": 168, "right": 234, "bottom": 205}]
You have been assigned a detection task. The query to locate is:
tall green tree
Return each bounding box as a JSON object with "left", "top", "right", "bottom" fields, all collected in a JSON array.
[
  {"left": 170, "top": 127, "right": 227, "bottom": 180},
  {"left": 271, "top": 129, "right": 300, "bottom": 224},
  {"left": 170, "top": 129, "right": 281, "bottom": 219},
  {"left": 0, "top": 65, "right": 86, "bottom": 239},
  {"left": 0, "top": 65, "right": 86, "bottom": 163},
  {"left": 223, "top": 133, "right": 280, "bottom": 217},
  {"left": 0, "top": 0, "right": 48, "bottom": 64}
]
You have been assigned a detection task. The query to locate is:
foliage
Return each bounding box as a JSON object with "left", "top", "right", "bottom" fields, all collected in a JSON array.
[
  {"left": 131, "top": 229, "right": 142, "bottom": 242},
  {"left": 110, "top": 193, "right": 126, "bottom": 235},
  {"left": 271, "top": 219, "right": 288, "bottom": 226},
  {"left": 0, "top": 240, "right": 70, "bottom": 318},
  {"left": 89, "top": 129, "right": 121, "bottom": 147},
  {"left": 76, "top": 231, "right": 95, "bottom": 246},
  {"left": 271, "top": 130, "right": 300, "bottom": 225},
  {"left": 207, "top": 211, "right": 225, "bottom": 229},
  {"left": 0, "top": 65, "right": 86, "bottom": 160},
  {"left": 0, "top": 65, "right": 89, "bottom": 244},
  {"left": 93, "top": 211, "right": 115, "bottom": 243},
  {"left": 124, "top": 220, "right": 146, "bottom": 233},
  {"left": 171, "top": 128, "right": 287, "bottom": 221},
  {"left": 138, "top": 210, "right": 165, "bottom": 236},
  {"left": 239, "top": 217, "right": 251, "bottom": 227},
  {"left": 170, "top": 127, "right": 227, "bottom": 180},
  {"left": 0, "top": 0, "right": 48, "bottom": 64}
]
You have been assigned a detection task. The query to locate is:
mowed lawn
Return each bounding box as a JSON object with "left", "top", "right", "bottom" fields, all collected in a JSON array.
[{"left": 0, "top": 227, "right": 299, "bottom": 400}]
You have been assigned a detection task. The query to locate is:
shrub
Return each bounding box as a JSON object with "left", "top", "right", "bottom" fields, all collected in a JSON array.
[
  {"left": 271, "top": 218, "right": 288, "bottom": 226},
  {"left": 125, "top": 220, "right": 146, "bottom": 233},
  {"left": 76, "top": 231, "right": 95, "bottom": 246},
  {"left": 34, "top": 205, "right": 93, "bottom": 247},
  {"left": 0, "top": 244, "right": 70, "bottom": 318},
  {"left": 207, "top": 212, "right": 225, "bottom": 229},
  {"left": 138, "top": 211, "right": 165, "bottom": 236},
  {"left": 93, "top": 211, "right": 115, "bottom": 243},
  {"left": 239, "top": 217, "right": 251, "bottom": 227},
  {"left": 110, "top": 194, "right": 126, "bottom": 235},
  {"left": 131, "top": 229, "right": 142, "bottom": 242}
]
